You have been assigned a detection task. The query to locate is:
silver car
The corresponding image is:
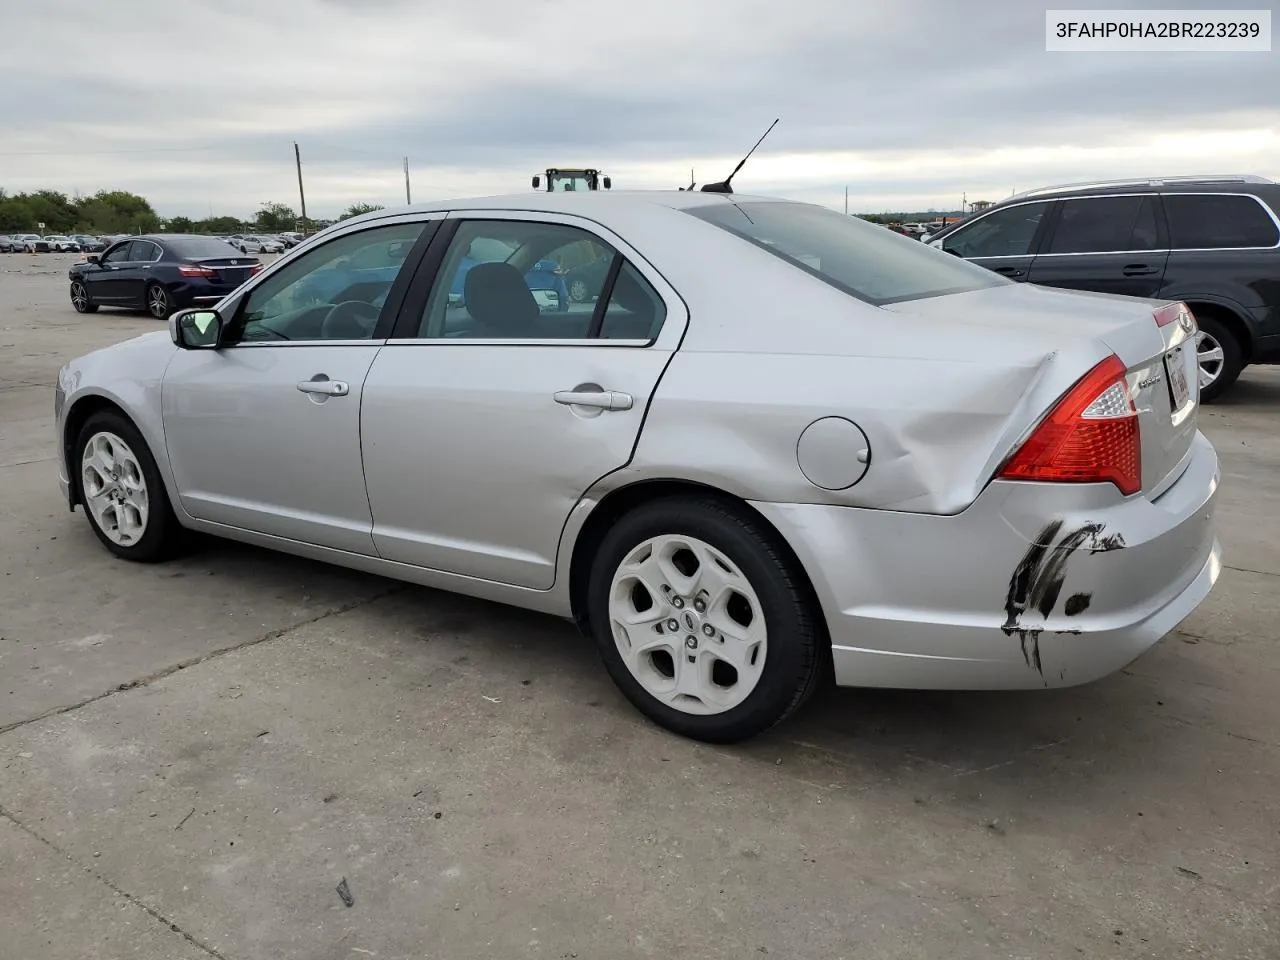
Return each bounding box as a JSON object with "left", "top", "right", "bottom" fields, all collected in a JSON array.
[
  {"left": 54, "top": 192, "right": 1221, "bottom": 742},
  {"left": 236, "top": 235, "right": 284, "bottom": 254}
]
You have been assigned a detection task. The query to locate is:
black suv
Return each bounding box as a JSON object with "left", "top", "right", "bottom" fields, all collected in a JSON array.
[{"left": 927, "top": 175, "right": 1280, "bottom": 401}]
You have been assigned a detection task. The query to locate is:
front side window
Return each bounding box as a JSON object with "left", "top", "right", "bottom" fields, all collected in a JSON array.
[
  {"left": 421, "top": 219, "right": 647, "bottom": 339},
  {"left": 1046, "top": 195, "right": 1160, "bottom": 254},
  {"left": 231, "top": 221, "right": 427, "bottom": 343},
  {"left": 688, "top": 200, "right": 1008, "bottom": 305},
  {"left": 102, "top": 242, "right": 133, "bottom": 265},
  {"left": 941, "top": 201, "right": 1051, "bottom": 259},
  {"left": 1164, "top": 194, "right": 1280, "bottom": 249}
]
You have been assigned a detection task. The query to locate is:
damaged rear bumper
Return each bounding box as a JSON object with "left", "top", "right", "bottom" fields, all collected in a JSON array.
[{"left": 750, "top": 430, "right": 1221, "bottom": 690}]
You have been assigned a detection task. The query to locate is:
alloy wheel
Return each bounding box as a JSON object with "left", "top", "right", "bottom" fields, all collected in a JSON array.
[{"left": 80, "top": 431, "right": 150, "bottom": 547}]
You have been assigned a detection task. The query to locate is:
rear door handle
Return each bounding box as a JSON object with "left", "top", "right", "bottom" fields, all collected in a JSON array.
[
  {"left": 1122, "top": 264, "right": 1158, "bottom": 277},
  {"left": 993, "top": 265, "right": 1025, "bottom": 278},
  {"left": 554, "top": 389, "right": 633, "bottom": 411},
  {"left": 296, "top": 378, "right": 349, "bottom": 397}
]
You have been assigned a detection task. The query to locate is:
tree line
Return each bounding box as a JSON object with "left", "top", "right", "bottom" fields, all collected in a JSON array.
[{"left": 0, "top": 189, "right": 386, "bottom": 236}]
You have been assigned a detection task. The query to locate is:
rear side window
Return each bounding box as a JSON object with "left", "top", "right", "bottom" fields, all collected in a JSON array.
[
  {"left": 1047, "top": 195, "right": 1161, "bottom": 253},
  {"left": 1164, "top": 194, "right": 1280, "bottom": 249},
  {"left": 941, "top": 201, "right": 1051, "bottom": 259},
  {"left": 688, "top": 201, "right": 1005, "bottom": 305}
]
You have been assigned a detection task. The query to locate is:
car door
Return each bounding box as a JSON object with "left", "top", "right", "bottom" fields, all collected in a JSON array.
[
  {"left": 160, "top": 215, "right": 439, "bottom": 553},
  {"left": 1026, "top": 193, "right": 1169, "bottom": 297},
  {"left": 117, "top": 239, "right": 162, "bottom": 307},
  {"left": 81, "top": 240, "right": 140, "bottom": 303},
  {"left": 360, "top": 213, "right": 686, "bottom": 589},
  {"left": 937, "top": 200, "right": 1053, "bottom": 280}
]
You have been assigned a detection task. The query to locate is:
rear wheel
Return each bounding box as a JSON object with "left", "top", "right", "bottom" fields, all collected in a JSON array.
[
  {"left": 70, "top": 281, "right": 98, "bottom": 313},
  {"left": 1194, "top": 314, "right": 1244, "bottom": 403},
  {"left": 587, "top": 495, "right": 823, "bottom": 743},
  {"left": 569, "top": 278, "right": 590, "bottom": 302},
  {"left": 76, "top": 410, "right": 182, "bottom": 562},
  {"left": 146, "top": 283, "right": 172, "bottom": 319}
]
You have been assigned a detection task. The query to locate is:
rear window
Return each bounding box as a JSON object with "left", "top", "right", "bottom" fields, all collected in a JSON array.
[
  {"left": 686, "top": 201, "right": 1006, "bottom": 305},
  {"left": 1164, "top": 194, "right": 1280, "bottom": 249},
  {"left": 167, "top": 236, "right": 248, "bottom": 258}
]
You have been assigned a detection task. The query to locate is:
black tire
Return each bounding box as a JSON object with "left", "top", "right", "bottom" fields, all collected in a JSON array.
[
  {"left": 75, "top": 410, "right": 183, "bottom": 563},
  {"left": 70, "top": 280, "right": 99, "bottom": 313},
  {"left": 239, "top": 245, "right": 248, "bottom": 254},
  {"left": 1194, "top": 314, "right": 1244, "bottom": 403},
  {"left": 586, "top": 495, "right": 824, "bottom": 743},
  {"left": 146, "top": 282, "right": 172, "bottom": 319}
]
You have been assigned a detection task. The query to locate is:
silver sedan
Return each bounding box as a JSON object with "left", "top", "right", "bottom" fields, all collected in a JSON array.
[{"left": 54, "top": 192, "right": 1221, "bottom": 742}]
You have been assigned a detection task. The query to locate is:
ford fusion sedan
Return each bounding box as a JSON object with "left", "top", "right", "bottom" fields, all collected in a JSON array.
[
  {"left": 68, "top": 234, "right": 263, "bottom": 319},
  {"left": 54, "top": 192, "right": 1221, "bottom": 743}
]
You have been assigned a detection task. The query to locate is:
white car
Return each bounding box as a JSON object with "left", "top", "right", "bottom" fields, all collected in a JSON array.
[
  {"left": 236, "top": 235, "right": 284, "bottom": 254},
  {"left": 53, "top": 191, "right": 1220, "bottom": 743}
]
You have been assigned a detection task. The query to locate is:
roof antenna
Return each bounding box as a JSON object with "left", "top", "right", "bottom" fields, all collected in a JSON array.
[
  {"left": 678, "top": 168, "right": 696, "bottom": 191},
  {"left": 700, "top": 118, "right": 779, "bottom": 194}
]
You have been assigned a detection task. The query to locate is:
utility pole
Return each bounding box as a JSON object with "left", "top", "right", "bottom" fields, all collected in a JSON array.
[
  {"left": 844, "top": 185, "right": 848, "bottom": 215},
  {"left": 294, "top": 142, "right": 308, "bottom": 233},
  {"left": 404, "top": 156, "right": 412, "bottom": 204}
]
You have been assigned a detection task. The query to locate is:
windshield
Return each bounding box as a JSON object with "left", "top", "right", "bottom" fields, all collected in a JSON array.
[
  {"left": 549, "top": 173, "right": 592, "bottom": 192},
  {"left": 686, "top": 200, "right": 1007, "bottom": 305}
]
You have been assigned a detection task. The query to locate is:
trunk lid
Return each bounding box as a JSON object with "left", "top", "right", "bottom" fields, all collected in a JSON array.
[
  {"left": 881, "top": 282, "right": 1199, "bottom": 498},
  {"left": 195, "top": 257, "right": 260, "bottom": 287}
]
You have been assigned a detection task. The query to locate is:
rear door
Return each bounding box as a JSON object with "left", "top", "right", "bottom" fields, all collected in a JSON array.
[
  {"left": 938, "top": 200, "right": 1053, "bottom": 281},
  {"left": 360, "top": 212, "right": 686, "bottom": 589},
  {"left": 1027, "top": 193, "right": 1169, "bottom": 297}
]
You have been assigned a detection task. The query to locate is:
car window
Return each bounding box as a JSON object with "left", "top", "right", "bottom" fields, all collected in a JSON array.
[
  {"left": 1046, "top": 195, "right": 1160, "bottom": 254},
  {"left": 689, "top": 200, "right": 1008, "bottom": 305},
  {"left": 418, "top": 220, "right": 619, "bottom": 339},
  {"left": 102, "top": 243, "right": 133, "bottom": 264},
  {"left": 232, "top": 221, "right": 427, "bottom": 343},
  {"left": 167, "top": 236, "right": 249, "bottom": 259},
  {"left": 941, "top": 201, "right": 1051, "bottom": 259},
  {"left": 129, "top": 240, "right": 160, "bottom": 262},
  {"left": 1164, "top": 194, "right": 1280, "bottom": 249},
  {"left": 597, "top": 262, "right": 667, "bottom": 339}
]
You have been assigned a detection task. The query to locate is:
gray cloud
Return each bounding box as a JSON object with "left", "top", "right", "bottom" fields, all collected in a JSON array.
[{"left": 1, "top": 0, "right": 1275, "bottom": 216}]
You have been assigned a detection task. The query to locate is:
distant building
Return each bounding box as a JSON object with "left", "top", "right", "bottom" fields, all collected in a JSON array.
[{"left": 968, "top": 200, "right": 993, "bottom": 213}]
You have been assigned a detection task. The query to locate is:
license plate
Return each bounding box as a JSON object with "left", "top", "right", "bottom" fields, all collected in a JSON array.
[{"left": 1165, "top": 345, "right": 1191, "bottom": 410}]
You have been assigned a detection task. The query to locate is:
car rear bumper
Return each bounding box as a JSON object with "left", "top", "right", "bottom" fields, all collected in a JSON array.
[{"left": 751, "top": 430, "right": 1221, "bottom": 690}]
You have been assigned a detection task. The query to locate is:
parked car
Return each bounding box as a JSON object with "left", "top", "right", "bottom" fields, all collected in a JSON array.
[
  {"left": 236, "top": 235, "right": 284, "bottom": 254},
  {"left": 563, "top": 252, "right": 614, "bottom": 302},
  {"left": 0, "top": 235, "right": 16, "bottom": 252},
  {"left": 72, "top": 235, "right": 107, "bottom": 253},
  {"left": 67, "top": 234, "right": 263, "bottom": 319},
  {"left": 45, "top": 235, "right": 81, "bottom": 253},
  {"left": 54, "top": 192, "right": 1220, "bottom": 743},
  {"left": 927, "top": 175, "right": 1280, "bottom": 401},
  {"left": 11, "top": 234, "right": 47, "bottom": 252}
]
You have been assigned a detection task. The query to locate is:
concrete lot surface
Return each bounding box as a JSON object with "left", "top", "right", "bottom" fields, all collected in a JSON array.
[{"left": 1, "top": 252, "right": 1277, "bottom": 959}]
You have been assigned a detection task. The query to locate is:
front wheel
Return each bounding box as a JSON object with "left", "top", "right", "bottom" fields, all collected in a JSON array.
[
  {"left": 587, "top": 496, "right": 824, "bottom": 743},
  {"left": 76, "top": 411, "right": 182, "bottom": 562},
  {"left": 70, "top": 281, "right": 99, "bottom": 313}
]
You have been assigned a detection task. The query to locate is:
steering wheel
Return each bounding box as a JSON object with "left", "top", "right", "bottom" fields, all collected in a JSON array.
[{"left": 319, "top": 300, "right": 381, "bottom": 339}]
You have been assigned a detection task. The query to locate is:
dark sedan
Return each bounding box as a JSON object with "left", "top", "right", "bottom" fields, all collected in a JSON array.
[
  {"left": 68, "top": 235, "right": 263, "bottom": 319},
  {"left": 562, "top": 252, "right": 613, "bottom": 303}
]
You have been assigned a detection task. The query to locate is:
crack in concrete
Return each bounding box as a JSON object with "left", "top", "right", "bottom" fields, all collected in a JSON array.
[
  {"left": 1224, "top": 563, "right": 1280, "bottom": 579},
  {"left": 0, "top": 585, "right": 406, "bottom": 737},
  {"left": 0, "top": 801, "right": 229, "bottom": 960}
]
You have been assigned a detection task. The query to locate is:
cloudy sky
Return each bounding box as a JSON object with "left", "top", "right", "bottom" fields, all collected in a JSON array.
[{"left": 1, "top": 0, "right": 1276, "bottom": 218}]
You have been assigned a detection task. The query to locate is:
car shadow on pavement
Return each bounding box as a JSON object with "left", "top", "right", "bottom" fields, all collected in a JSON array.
[{"left": 1210, "top": 367, "right": 1280, "bottom": 406}]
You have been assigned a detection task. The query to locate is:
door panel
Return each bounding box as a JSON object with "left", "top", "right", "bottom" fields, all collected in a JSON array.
[
  {"left": 84, "top": 242, "right": 136, "bottom": 302},
  {"left": 1027, "top": 194, "right": 1169, "bottom": 298},
  {"left": 162, "top": 345, "right": 382, "bottom": 553},
  {"left": 361, "top": 343, "right": 672, "bottom": 587}
]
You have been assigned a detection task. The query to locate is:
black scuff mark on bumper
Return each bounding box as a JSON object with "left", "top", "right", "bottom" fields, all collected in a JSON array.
[{"left": 1002, "top": 520, "right": 1123, "bottom": 678}]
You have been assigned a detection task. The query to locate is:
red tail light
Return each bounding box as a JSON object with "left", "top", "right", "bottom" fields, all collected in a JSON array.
[
  {"left": 1153, "top": 303, "right": 1183, "bottom": 327},
  {"left": 178, "top": 264, "right": 216, "bottom": 278},
  {"left": 999, "top": 355, "right": 1141, "bottom": 496},
  {"left": 250, "top": 263, "right": 264, "bottom": 275}
]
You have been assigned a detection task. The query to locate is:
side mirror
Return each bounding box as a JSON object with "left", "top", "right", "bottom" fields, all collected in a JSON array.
[
  {"left": 531, "top": 175, "right": 541, "bottom": 189},
  {"left": 170, "top": 308, "right": 224, "bottom": 349},
  {"left": 602, "top": 176, "right": 611, "bottom": 190},
  {"left": 86, "top": 254, "right": 101, "bottom": 265}
]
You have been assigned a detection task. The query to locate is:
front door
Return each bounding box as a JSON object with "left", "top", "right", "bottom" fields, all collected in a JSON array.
[
  {"left": 160, "top": 218, "right": 435, "bottom": 553},
  {"left": 82, "top": 240, "right": 140, "bottom": 304},
  {"left": 361, "top": 214, "right": 684, "bottom": 589},
  {"left": 1026, "top": 193, "right": 1170, "bottom": 298},
  {"left": 939, "top": 199, "right": 1053, "bottom": 281}
]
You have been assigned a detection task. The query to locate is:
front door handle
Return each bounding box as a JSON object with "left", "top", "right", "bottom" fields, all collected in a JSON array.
[
  {"left": 1122, "top": 264, "right": 1158, "bottom": 277},
  {"left": 554, "top": 389, "right": 633, "bottom": 411},
  {"left": 296, "top": 378, "right": 349, "bottom": 397},
  {"left": 993, "top": 265, "right": 1025, "bottom": 278}
]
